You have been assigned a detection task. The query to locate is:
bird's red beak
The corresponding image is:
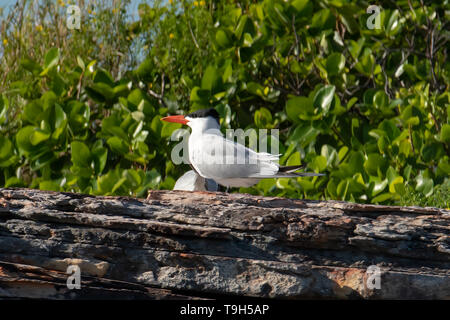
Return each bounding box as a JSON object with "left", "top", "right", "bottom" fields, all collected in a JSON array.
[{"left": 161, "top": 115, "right": 189, "bottom": 125}]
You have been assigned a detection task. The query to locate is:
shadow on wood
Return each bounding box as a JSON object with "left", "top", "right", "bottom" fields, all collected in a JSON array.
[{"left": 0, "top": 188, "right": 449, "bottom": 299}]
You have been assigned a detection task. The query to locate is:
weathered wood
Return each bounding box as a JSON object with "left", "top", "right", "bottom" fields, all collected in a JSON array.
[{"left": 0, "top": 188, "right": 448, "bottom": 299}]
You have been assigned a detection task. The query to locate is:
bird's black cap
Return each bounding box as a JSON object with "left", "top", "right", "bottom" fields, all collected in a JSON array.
[{"left": 187, "top": 108, "right": 220, "bottom": 124}]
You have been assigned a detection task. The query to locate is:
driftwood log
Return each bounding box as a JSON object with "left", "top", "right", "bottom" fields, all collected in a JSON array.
[{"left": 0, "top": 187, "right": 449, "bottom": 299}]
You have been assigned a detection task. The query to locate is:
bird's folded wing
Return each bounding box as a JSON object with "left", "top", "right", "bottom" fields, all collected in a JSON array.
[{"left": 193, "top": 134, "right": 279, "bottom": 178}]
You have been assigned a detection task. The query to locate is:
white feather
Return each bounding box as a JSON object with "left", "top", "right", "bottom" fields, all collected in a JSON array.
[{"left": 185, "top": 116, "right": 324, "bottom": 188}]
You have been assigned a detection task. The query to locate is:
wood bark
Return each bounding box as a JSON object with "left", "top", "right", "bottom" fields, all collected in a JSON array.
[{"left": 0, "top": 188, "right": 449, "bottom": 299}]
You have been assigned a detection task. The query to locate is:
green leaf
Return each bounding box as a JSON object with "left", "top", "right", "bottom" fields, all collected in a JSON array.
[
  {"left": 311, "top": 9, "right": 335, "bottom": 32},
  {"left": 113, "top": 83, "right": 131, "bottom": 98},
  {"left": 276, "top": 177, "right": 291, "bottom": 189},
  {"left": 51, "top": 104, "right": 68, "bottom": 139},
  {"left": 20, "top": 58, "right": 43, "bottom": 75},
  {"left": 313, "top": 85, "right": 335, "bottom": 116},
  {"left": 201, "top": 65, "right": 222, "bottom": 93},
  {"left": 379, "top": 119, "right": 400, "bottom": 142},
  {"left": 290, "top": 0, "right": 313, "bottom": 17},
  {"left": 0, "top": 137, "right": 14, "bottom": 164},
  {"left": 245, "top": 82, "right": 264, "bottom": 97},
  {"left": 127, "top": 89, "right": 146, "bottom": 107},
  {"left": 134, "top": 169, "right": 162, "bottom": 197},
  {"left": 321, "top": 144, "right": 338, "bottom": 167},
  {"left": 93, "top": 69, "right": 114, "bottom": 86},
  {"left": 30, "top": 129, "right": 51, "bottom": 145},
  {"left": 377, "top": 136, "right": 388, "bottom": 153},
  {"left": 222, "top": 59, "right": 233, "bottom": 83},
  {"left": 41, "top": 91, "right": 57, "bottom": 111},
  {"left": 97, "top": 169, "right": 121, "bottom": 194},
  {"left": 31, "top": 151, "right": 55, "bottom": 171},
  {"left": 421, "top": 143, "right": 441, "bottom": 163},
  {"left": 85, "top": 60, "right": 97, "bottom": 75},
  {"left": 338, "top": 146, "right": 349, "bottom": 163},
  {"left": 124, "top": 169, "right": 142, "bottom": 189},
  {"left": 385, "top": 9, "right": 400, "bottom": 36},
  {"left": 159, "top": 176, "right": 176, "bottom": 191},
  {"left": 254, "top": 107, "right": 272, "bottom": 128},
  {"left": 68, "top": 101, "right": 90, "bottom": 132},
  {"left": 399, "top": 140, "right": 411, "bottom": 157},
  {"left": 286, "top": 96, "right": 314, "bottom": 122},
  {"left": 131, "top": 111, "right": 145, "bottom": 122},
  {"left": 16, "top": 126, "right": 38, "bottom": 155},
  {"left": 77, "top": 56, "right": 85, "bottom": 71},
  {"left": 401, "top": 106, "right": 421, "bottom": 127},
  {"left": 372, "top": 179, "right": 388, "bottom": 196},
  {"left": 0, "top": 95, "right": 8, "bottom": 125},
  {"left": 22, "top": 101, "right": 42, "bottom": 125},
  {"left": 112, "top": 177, "right": 127, "bottom": 193},
  {"left": 339, "top": 5, "right": 359, "bottom": 34},
  {"left": 438, "top": 158, "right": 450, "bottom": 175},
  {"left": 190, "top": 87, "right": 210, "bottom": 104},
  {"left": 349, "top": 151, "right": 365, "bottom": 175},
  {"left": 389, "top": 176, "right": 404, "bottom": 193},
  {"left": 364, "top": 154, "right": 386, "bottom": 176},
  {"left": 85, "top": 86, "right": 106, "bottom": 103},
  {"left": 286, "top": 152, "right": 301, "bottom": 166},
  {"left": 144, "top": 169, "right": 161, "bottom": 188},
  {"left": 134, "top": 59, "right": 153, "bottom": 79},
  {"left": 235, "top": 15, "right": 249, "bottom": 40},
  {"left": 43, "top": 48, "right": 59, "bottom": 70},
  {"left": 373, "top": 91, "right": 388, "bottom": 109},
  {"left": 71, "top": 141, "right": 92, "bottom": 168},
  {"left": 273, "top": 4, "right": 289, "bottom": 26},
  {"left": 40, "top": 48, "right": 60, "bottom": 76},
  {"left": 161, "top": 121, "right": 182, "bottom": 139},
  {"left": 441, "top": 124, "right": 450, "bottom": 144},
  {"left": 216, "top": 28, "right": 232, "bottom": 48},
  {"left": 355, "top": 52, "right": 376, "bottom": 76},
  {"left": 312, "top": 155, "right": 327, "bottom": 172},
  {"left": 287, "top": 124, "right": 320, "bottom": 148},
  {"left": 348, "top": 38, "right": 365, "bottom": 60},
  {"left": 337, "top": 179, "right": 350, "bottom": 200},
  {"left": 88, "top": 83, "right": 115, "bottom": 101},
  {"left": 4, "top": 177, "right": 24, "bottom": 188},
  {"left": 39, "top": 180, "right": 61, "bottom": 192},
  {"left": 107, "top": 136, "right": 129, "bottom": 155},
  {"left": 416, "top": 174, "right": 433, "bottom": 197},
  {"left": 372, "top": 193, "right": 392, "bottom": 203},
  {"left": 92, "top": 146, "right": 108, "bottom": 175},
  {"left": 326, "top": 53, "right": 345, "bottom": 76},
  {"left": 297, "top": 179, "right": 315, "bottom": 192}
]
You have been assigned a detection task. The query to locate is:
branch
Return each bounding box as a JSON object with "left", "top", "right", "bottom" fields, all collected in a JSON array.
[
  {"left": 147, "top": 73, "right": 167, "bottom": 108},
  {"left": 184, "top": 7, "right": 200, "bottom": 50}
]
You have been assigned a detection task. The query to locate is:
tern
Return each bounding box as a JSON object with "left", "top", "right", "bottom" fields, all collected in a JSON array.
[{"left": 162, "top": 108, "right": 324, "bottom": 188}]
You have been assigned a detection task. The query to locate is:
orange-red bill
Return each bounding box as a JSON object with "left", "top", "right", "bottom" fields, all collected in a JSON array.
[{"left": 161, "top": 115, "right": 189, "bottom": 125}]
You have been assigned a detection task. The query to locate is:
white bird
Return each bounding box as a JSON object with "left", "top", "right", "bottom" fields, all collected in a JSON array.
[
  {"left": 173, "top": 170, "right": 218, "bottom": 191},
  {"left": 162, "top": 108, "right": 324, "bottom": 188}
]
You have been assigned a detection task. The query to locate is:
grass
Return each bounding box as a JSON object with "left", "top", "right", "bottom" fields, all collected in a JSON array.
[{"left": 400, "top": 181, "right": 450, "bottom": 209}]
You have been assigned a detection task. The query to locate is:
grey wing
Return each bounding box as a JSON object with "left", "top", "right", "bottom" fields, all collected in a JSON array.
[{"left": 191, "top": 134, "right": 280, "bottom": 179}]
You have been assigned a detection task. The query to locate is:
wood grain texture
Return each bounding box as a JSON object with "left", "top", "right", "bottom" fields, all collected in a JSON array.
[{"left": 0, "top": 188, "right": 449, "bottom": 299}]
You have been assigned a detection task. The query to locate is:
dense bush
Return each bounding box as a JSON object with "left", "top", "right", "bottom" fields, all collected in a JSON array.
[{"left": 0, "top": 0, "right": 448, "bottom": 207}]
